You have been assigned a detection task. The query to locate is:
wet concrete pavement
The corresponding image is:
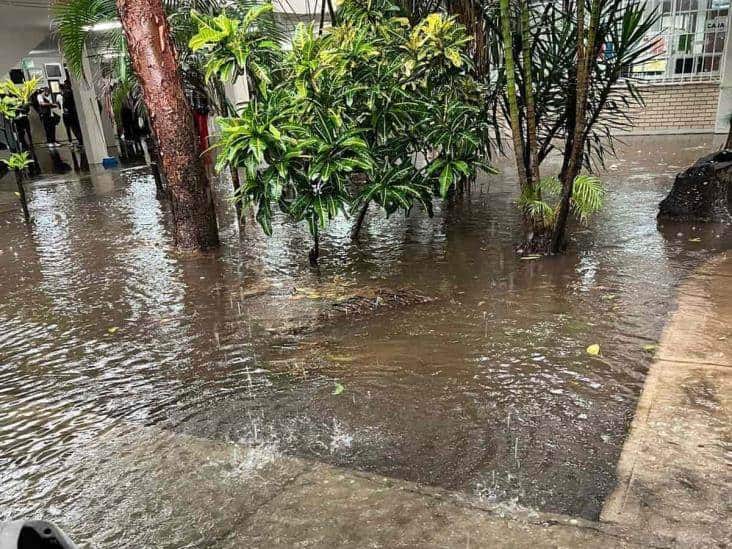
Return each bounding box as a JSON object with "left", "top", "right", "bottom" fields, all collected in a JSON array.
[
  {"left": 602, "top": 252, "right": 731, "bottom": 547},
  {"left": 38, "top": 420, "right": 671, "bottom": 548}
]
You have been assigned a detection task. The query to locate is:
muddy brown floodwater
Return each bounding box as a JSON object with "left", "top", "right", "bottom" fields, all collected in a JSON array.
[{"left": 0, "top": 136, "right": 729, "bottom": 539}]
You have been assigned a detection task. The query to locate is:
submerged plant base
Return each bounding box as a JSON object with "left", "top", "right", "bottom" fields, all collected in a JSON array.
[{"left": 515, "top": 230, "right": 555, "bottom": 256}]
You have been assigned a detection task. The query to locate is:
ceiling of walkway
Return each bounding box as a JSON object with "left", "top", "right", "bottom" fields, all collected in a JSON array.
[
  {"left": 0, "top": 0, "right": 323, "bottom": 76},
  {"left": 0, "top": 0, "right": 52, "bottom": 76}
]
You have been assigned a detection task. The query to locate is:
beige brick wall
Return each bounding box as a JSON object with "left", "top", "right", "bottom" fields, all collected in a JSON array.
[{"left": 627, "top": 82, "right": 720, "bottom": 133}]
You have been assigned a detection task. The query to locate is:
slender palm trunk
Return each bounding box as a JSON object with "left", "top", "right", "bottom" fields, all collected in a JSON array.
[
  {"left": 551, "top": 0, "right": 599, "bottom": 254},
  {"left": 726, "top": 119, "right": 732, "bottom": 150},
  {"left": 503, "top": 0, "right": 547, "bottom": 251},
  {"left": 521, "top": 0, "right": 540, "bottom": 190},
  {"left": 499, "top": 0, "right": 528, "bottom": 188},
  {"left": 518, "top": 0, "right": 548, "bottom": 246},
  {"left": 14, "top": 171, "right": 30, "bottom": 222},
  {"left": 117, "top": 0, "right": 219, "bottom": 251}
]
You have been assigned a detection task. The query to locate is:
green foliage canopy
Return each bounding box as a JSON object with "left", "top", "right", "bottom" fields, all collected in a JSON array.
[{"left": 194, "top": 0, "right": 495, "bottom": 246}]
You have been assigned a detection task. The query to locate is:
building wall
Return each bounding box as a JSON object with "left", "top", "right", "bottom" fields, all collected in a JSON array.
[{"left": 627, "top": 82, "right": 721, "bottom": 134}]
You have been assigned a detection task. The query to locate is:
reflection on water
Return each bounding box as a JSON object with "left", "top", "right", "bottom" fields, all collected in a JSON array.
[{"left": 0, "top": 136, "right": 729, "bottom": 537}]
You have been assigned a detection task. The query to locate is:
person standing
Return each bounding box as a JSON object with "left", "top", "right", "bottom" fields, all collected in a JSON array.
[
  {"left": 37, "top": 88, "right": 60, "bottom": 146},
  {"left": 14, "top": 103, "right": 33, "bottom": 152},
  {"left": 59, "top": 81, "right": 83, "bottom": 146}
]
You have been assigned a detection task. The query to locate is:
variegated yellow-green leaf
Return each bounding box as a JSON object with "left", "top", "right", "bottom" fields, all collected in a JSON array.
[
  {"left": 586, "top": 344, "right": 600, "bottom": 356},
  {"left": 444, "top": 48, "right": 462, "bottom": 67},
  {"left": 332, "top": 382, "right": 345, "bottom": 395}
]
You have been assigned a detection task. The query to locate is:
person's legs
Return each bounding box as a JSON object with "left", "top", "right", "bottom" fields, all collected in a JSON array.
[
  {"left": 63, "top": 114, "right": 73, "bottom": 142},
  {"left": 72, "top": 121, "right": 83, "bottom": 145},
  {"left": 63, "top": 115, "right": 83, "bottom": 145},
  {"left": 42, "top": 117, "right": 54, "bottom": 144},
  {"left": 50, "top": 114, "right": 59, "bottom": 144}
]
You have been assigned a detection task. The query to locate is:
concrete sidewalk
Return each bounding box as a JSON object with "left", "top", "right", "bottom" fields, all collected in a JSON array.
[
  {"left": 46, "top": 423, "right": 669, "bottom": 548},
  {"left": 602, "top": 253, "right": 731, "bottom": 547}
]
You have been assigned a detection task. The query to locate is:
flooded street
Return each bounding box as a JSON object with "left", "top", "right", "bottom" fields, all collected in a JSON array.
[{"left": 0, "top": 135, "right": 729, "bottom": 544}]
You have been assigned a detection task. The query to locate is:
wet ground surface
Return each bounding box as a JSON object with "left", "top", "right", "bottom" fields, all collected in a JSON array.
[
  {"left": 0, "top": 135, "right": 729, "bottom": 539},
  {"left": 602, "top": 253, "right": 731, "bottom": 547}
]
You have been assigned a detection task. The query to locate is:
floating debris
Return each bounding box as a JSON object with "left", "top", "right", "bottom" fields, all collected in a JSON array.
[
  {"left": 319, "top": 288, "right": 435, "bottom": 320},
  {"left": 327, "top": 354, "right": 358, "bottom": 364}
]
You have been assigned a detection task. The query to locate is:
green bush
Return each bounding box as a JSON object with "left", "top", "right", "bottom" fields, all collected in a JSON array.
[
  {"left": 190, "top": 0, "right": 494, "bottom": 256},
  {"left": 1, "top": 151, "right": 34, "bottom": 171}
]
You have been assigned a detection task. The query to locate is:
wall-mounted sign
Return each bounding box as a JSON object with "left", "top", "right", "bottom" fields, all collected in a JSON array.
[{"left": 706, "top": 16, "right": 727, "bottom": 32}]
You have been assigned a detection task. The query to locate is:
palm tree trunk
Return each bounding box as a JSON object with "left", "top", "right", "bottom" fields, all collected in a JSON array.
[
  {"left": 499, "top": 0, "right": 528, "bottom": 188},
  {"left": 518, "top": 0, "right": 548, "bottom": 246},
  {"left": 521, "top": 0, "right": 540, "bottom": 190},
  {"left": 551, "top": 0, "right": 599, "bottom": 254},
  {"left": 116, "top": 0, "right": 219, "bottom": 251},
  {"left": 503, "top": 0, "right": 546, "bottom": 252},
  {"left": 725, "top": 119, "right": 732, "bottom": 150}
]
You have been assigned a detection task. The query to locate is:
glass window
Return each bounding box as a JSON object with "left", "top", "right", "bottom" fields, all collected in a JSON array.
[{"left": 635, "top": 0, "right": 729, "bottom": 81}]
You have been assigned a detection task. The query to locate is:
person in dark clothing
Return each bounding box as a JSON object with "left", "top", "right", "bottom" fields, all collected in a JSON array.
[
  {"left": 37, "top": 88, "right": 60, "bottom": 146},
  {"left": 14, "top": 104, "right": 33, "bottom": 152},
  {"left": 119, "top": 95, "right": 144, "bottom": 158},
  {"left": 60, "top": 81, "right": 83, "bottom": 146}
]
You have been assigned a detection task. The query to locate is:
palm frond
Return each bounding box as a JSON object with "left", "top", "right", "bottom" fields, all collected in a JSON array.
[
  {"left": 518, "top": 181, "right": 556, "bottom": 226},
  {"left": 571, "top": 174, "right": 605, "bottom": 222},
  {"left": 52, "top": 0, "right": 119, "bottom": 76}
]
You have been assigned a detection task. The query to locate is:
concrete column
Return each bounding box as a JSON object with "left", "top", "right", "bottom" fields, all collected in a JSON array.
[
  {"left": 224, "top": 75, "right": 249, "bottom": 114},
  {"left": 70, "top": 47, "right": 109, "bottom": 164},
  {"left": 714, "top": 10, "right": 732, "bottom": 134}
]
